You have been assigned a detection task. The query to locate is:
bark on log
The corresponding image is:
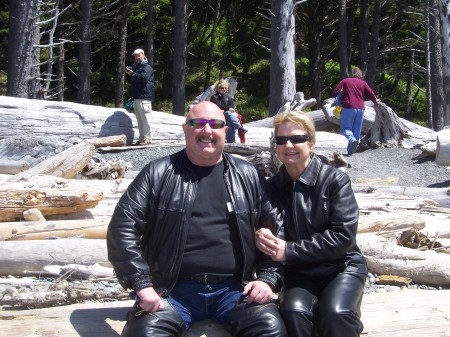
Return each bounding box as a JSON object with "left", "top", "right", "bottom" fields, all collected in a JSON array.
[
  {"left": 7, "top": 141, "right": 95, "bottom": 182},
  {"left": 435, "top": 129, "right": 450, "bottom": 166},
  {"left": 0, "top": 175, "right": 103, "bottom": 221},
  {"left": 356, "top": 233, "right": 450, "bottom": 286},
  {"left": 0, "top": 238, "right": 111, "bottom": 277}
]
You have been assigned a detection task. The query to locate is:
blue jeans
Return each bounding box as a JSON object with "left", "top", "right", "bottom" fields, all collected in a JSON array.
[
  {"left": 340, "top": 108, "right": 364, "bottom": 149},
  {"left": 224, "top": 111, "right": 241, "bottom": 143},
  {"left": 168, "top": 279, "right": 242, "bottom": 329}
]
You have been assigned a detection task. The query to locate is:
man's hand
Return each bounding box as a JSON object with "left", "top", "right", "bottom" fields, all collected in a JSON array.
[
  {"left": 136, "top": 287, "right": 164, "bottom": 313},
  {"left": 255, "top": 228, "right": 287, "bottom": 262},
  {"left": 242, "top": 280, "right": 274, "bottom": 304}
]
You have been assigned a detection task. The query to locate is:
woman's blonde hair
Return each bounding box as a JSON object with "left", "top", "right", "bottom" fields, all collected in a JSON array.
[
  {"left": 213, "top": 79, "right": 229, "bottom": 92},
  {"left": 273, "top": 111, "right": 316, "bottom": 145},
  {"left": 351, "top": 67, "right": 363, "bottom": 79}
]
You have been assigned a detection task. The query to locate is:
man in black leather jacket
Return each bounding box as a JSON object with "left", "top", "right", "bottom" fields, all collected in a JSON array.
[{"left": 107, "top": 101, "right": 287, "bottom": 337}]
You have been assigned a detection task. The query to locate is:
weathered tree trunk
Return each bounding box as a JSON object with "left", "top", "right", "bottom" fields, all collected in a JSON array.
[
  {"left": 357, "top": 233, "right": 450, "bottom": 286},
  {"left": 435, "top": 128, "right": 450, "bottom": 165},
  {"left": 7, "top": 141, "right": 95, "bottom": 182},
  {"left": 0, "top": 176, "right": 103, "bottom": 221},
  {"left": 269, "top": 0, "right": 296, "bottom": 116},
  {"left": 0, "top": 219, "right": 109, "bottom": 241},
  {"left": 0, "top": 239, "right": 111, "bottom": 277}
]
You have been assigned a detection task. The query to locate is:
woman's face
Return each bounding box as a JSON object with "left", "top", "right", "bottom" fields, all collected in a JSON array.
[{"left": 276, "top": 122, "right": 313, "bottom": 171}]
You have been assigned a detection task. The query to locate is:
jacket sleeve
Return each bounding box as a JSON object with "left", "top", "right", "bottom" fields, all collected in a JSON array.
[
  {"left": 332, "top": 81, "right": 343, "bottom": 97},
  {"left": 106, "top": 167, "right": 154, "bottom": 291},
  {"left": 364, "top": 83, "right": 378, "bottom": 103},
  {"left": 132, "top": 63, "right": 152, "bottom": 83},
  {"left": 256, "top": 174, "right": 285, "bottom": 291},
  {"left": 285, "top": 172, "right": 359, "bottom": 265}
]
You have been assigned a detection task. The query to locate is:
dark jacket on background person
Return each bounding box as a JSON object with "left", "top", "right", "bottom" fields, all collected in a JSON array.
[
  {"left": 266, "top": 154, "right": 367, "bottom": 281},
  {"left": 129, "top": 59, "right": 154, "bottom": 100},
  {"left": 107, "top": 149, "right": 283, "bottom": 297},
  {"left": 210, "top": 92, "right": 236, "bottom": 111}
]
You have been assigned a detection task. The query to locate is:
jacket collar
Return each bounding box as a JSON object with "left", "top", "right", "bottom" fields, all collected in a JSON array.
[{"left": 278, "top": 154, "right": 321, "bottom": 188}]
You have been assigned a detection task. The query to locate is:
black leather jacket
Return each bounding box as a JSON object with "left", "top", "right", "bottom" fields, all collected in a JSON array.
[
  {"left": 107, "top": 150, "right": 283, "bottom": 296},
  {"left": 266, "top": 154, "right": 367, "bottom": 280}
]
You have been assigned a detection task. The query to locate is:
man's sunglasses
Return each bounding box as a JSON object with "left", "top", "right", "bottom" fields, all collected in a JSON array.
[
  {"left": 275, "top": 135, "right": 310, "bottom": 145},
  {"left": 187, "top": 118, "right": 226, "bottom": 129}
]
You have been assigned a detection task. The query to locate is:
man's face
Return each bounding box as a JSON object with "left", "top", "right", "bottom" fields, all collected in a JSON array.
[
  {"left": 182, "top": 101, "right": 227, "bottom": 166},
  {"left": 133, "top": 52, "right": 144, "bottom": 63}
]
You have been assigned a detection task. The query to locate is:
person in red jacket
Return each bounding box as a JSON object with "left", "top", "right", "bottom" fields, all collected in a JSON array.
[{"left": 333, "top": 67, "right": 380, "bottom": 155}]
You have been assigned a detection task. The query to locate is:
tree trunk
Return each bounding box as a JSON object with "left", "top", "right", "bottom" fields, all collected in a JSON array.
[
  {"left": 429, "top": 0, "right": 445, "bottom": 131},
  {"left": 146, "top": 0, "right": 155, "bottom": 66},
  {"left": 204, "top": 0, "right": 221, "bottom": 90},
  {"left": 357, "top": 0, "right": 369, "bottom": 73},
  {"left": 172, "top": 0, "right": 188, "bottom": 116},
  {"left": 307, "top": 1, "right": 324, "bottom": 106},
  {"left": 77, "top": 0, "right": 92, "bottom": 104},
  {"left": 114, "top": 0, "right": 129, "bottom": 109},
  {"left": 7, "top": 0, "right": 39, "bottom": 98},
  {"left": 366, "top": 0, "right": 381, "bottom": 88},
  {"left": 269, "top": 0, "right": 296, "bottom": 116},
  {"left": 338, "top": 0, "right": 348, "bottom": 79}
]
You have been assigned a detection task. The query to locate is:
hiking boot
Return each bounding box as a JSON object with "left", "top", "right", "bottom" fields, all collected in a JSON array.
[{"left": 348, "top": 140, "right": 359, "bottom": 155}]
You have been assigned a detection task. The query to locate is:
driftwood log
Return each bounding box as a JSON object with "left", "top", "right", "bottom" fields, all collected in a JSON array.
[
  {"left": 357, "top": 233, "right": 450, "bottom": 286},
  {"left": 435, "top": 128, "right": 450, "bottom": 166},
  {"left": 6, "top": 141, "right": 95, "bottom": 182},
  {"left": 0, "top": 175, "right": 104, "bottom": 221},
  {"left": 0, "top": 238, "right": 111, "bottom": 277}
]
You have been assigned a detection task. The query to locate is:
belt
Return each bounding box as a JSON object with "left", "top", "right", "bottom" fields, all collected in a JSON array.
[{"left": 178, "top": 274, "right": 233, "bottom": 285}]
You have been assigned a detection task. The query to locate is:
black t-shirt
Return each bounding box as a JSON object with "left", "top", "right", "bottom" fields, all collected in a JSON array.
[{"left": 178, "top": 160, "right": 242, "bottom": 277}]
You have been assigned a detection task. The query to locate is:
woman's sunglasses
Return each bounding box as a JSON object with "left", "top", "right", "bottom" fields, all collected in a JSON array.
[
  {"left": 275, "top": 135, "right": 310, "bottom": 145},
  {"left": 187, "top": 118, "right": 226, "bottom": 129}
]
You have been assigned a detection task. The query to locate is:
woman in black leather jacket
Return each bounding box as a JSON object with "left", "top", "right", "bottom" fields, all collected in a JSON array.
[{"left": 256, "top": 111, "right": 368, "bottom": 337}]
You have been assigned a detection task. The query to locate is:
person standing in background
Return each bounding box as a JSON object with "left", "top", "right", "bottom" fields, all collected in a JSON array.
[
  {"left": 126, "top": 48, "right": 154, "bottom": 145},
  {"left": 209, "top": 79, "right": 247, "bottom": 143},
  {"left": 332, "top": 67, "right": 380, "bottom": 155}
]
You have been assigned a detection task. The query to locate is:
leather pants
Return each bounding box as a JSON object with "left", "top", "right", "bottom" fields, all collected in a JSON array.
[
  {"left": 121, "top": 298, "right": 288, "bottom": 337},
  {"left": 121, "top": 299, "right": 186, "bottom": 337},
  {"left": 225, "top": 300, "right": 288, "bottom": 337},
  {"left": 279, "top": 272, "right": 365, "bottom": 337}
]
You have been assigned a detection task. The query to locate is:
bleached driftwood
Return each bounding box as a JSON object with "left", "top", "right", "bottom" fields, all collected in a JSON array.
[
  {"left": 357, "top": 233, "right": 450, "bottom": 286},
  {"left": 0, "top": 238, "right": 111, "bottom": 277},
  {"left": 0, "top": 160, "right": 30, "bottom": 175},
  {"left": 358, "top": 213, "right": 426, "bottom": 236},
  {"left": 0, "top": 175, "right": 103, "bottom": 221},
  {"left": 0, "top": 219, "right": 109, "bottom": 241},
  {"left": 435, "top": 128, "right": 450, "bottom": 166},
  {"left": 7, "top": 141, "right": 95, "bottom": 182}
]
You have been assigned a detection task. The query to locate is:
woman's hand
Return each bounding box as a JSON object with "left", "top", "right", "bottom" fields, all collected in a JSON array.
[{"left": 255, "top": 228, "right": 287, "bottom": 262}]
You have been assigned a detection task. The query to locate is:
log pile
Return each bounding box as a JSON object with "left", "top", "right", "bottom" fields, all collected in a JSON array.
[{"left": 0, "top": 95, "right": 449, "bottom": 309}]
